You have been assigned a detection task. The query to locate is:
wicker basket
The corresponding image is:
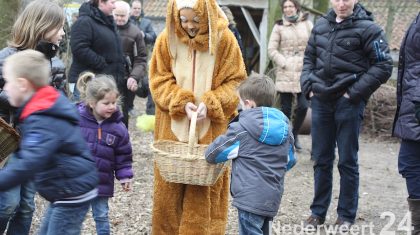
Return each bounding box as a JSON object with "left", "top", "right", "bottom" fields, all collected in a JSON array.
[
  {"left": 0, "top": 117, "right": 20, "bottom": 168},
  {"left": 151, "top": 112, "right": 229, "bottom": 186}
]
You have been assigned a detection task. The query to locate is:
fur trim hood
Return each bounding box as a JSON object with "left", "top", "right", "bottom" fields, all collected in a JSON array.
[{"left": 166, "top": 0, "right": 228, "bottom": 56}]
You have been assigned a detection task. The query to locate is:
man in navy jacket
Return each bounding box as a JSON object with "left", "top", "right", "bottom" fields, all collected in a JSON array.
[{"left": 301, "top": 0, "right": 393, "bottom": 230}]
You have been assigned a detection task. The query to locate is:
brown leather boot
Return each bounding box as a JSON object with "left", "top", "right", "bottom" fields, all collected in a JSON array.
[
  {"left": 303, "top": 215, "right": 325, "bottom": 232},
  {"left": 408, "top": 198, "right": 420, "bottom": 235}
]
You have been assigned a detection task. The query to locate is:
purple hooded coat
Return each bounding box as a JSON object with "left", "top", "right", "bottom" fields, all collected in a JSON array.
[{"left": 78, "top": 103, "right": 133, "bottom": 197}]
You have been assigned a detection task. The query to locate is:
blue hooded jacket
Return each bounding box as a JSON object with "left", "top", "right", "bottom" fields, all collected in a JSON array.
[
  {"left": 0, "top": 86, "right": 98, "bottom": 203},
  {"left": 206, "top": 107, "right": 295, "bottom": 217}
]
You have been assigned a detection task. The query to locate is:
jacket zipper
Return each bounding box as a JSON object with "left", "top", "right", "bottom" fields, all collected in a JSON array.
[
  {"left": 98, "top": 127, "right": 102, "bottom": 141},
  {"left": 326, "top": 27, "right": 337, "bottom": 80}
]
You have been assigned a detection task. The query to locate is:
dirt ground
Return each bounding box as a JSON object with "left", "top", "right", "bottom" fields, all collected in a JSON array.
[{"left": 29, "top": 98, "right": 409, "bottom": 235}]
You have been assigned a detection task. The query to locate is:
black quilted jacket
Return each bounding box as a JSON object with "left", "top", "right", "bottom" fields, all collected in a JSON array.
[{"left": 300, "top": 3, "right": 393, "bottom": 104}]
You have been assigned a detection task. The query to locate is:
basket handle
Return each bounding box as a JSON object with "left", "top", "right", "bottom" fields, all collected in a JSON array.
[{"left": 188, "top": 111, "right": 198, "bottom": 155}]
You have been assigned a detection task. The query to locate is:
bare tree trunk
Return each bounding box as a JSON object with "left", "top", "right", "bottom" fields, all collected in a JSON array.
[{"left": 385, "top": 0, "right": 395, "bottom": 42}]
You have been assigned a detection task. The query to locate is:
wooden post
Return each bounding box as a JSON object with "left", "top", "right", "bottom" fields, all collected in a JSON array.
[
  {"left": 260, "top": 8, "right": 268, "bottom": 74},
  {"left": 385, "top": 0, "right": 396, "bottom": 42}
]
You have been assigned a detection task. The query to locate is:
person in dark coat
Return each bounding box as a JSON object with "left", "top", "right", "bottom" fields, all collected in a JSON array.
[
  {"left": 130, "top": 0, "right": 156, "bottom": 115},
  {"left": 300, "top": 0, "right": 393, "bottom": 230},
  {"left": 1, "top": 50, "right": 98, "bottom": 235},
  {"left": 114, "top": 0, "right": 147, "bottom": 125},
  {"left": 130, "top": 0, "right": 157, "bottom": 46},
  {"left": 392, "top": 7, "right": 420, "bottom": 234},
  {"left": 76, "top": 72, "right": 133, "bottom": 235},
  {"left": 69, "top": 0, "right": 126, "bottom": 101}
]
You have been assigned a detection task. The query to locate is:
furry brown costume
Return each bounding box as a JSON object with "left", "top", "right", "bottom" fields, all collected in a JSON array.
[{"left": 149, "top": 0, "right": 246, "bottom": 234}]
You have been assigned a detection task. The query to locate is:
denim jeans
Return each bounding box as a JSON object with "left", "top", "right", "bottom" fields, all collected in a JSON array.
[
  {"left": 0, "top": 155, "right": 36, "bottom": 235},
  {"left": 91, "top": 197, "right": 110, "bottom": 235},
  {"left": 237, "top": 209, "right": 273, "bottom": 235},
  {"left": 38, "top": 201, "right": 90, "bottom": 235},
  {"left": 310, "top": 96, "right": 365, "bottom": 223},
  {"left": 398, "top": 140, "right": 420, "bottom": 199}
]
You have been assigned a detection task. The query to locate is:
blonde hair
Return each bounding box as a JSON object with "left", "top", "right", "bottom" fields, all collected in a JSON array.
[
  {"left": 238, "top": 73, "right": 276, "bottom": 107},
  {"left": 76, "top": 72, "right": 120, "bottom": 104},
  {"left": 4, "top": 50, "right": 50, "bottom": 88},
  {"left": 9, "top": 0, "right": 65, "bottom": 50}
]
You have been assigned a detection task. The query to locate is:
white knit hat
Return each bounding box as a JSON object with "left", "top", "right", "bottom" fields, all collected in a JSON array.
[{"left": 175, "top": 0, "right": 199, "bottom": 10}]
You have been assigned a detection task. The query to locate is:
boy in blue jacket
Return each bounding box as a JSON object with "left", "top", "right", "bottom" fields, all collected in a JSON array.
[
  {"left": 0, "top": 50, "right": 98, "bottom": 235},
  {"left": 205, "top": 74, "right": 296, "bottom": 235}
]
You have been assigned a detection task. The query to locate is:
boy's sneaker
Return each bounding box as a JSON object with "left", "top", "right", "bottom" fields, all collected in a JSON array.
[
  {"left": 335, "top": 218, "right": 353, "bottom": 233},
  {"left": 303, "top": 215, "right": 325, "bottom": 231}
]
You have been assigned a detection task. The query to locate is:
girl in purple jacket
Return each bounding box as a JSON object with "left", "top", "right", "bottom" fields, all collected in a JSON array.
[{"left": 76, "top": 72, "right": 134, "bottom": 234}]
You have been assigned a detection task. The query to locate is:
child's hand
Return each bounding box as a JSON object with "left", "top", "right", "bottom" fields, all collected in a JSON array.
[{"left": 120, "top": 180, "right": 133, "bottom": 192}]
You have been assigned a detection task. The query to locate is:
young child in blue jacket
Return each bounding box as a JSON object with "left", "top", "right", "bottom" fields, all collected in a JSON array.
[
  {"left": 205, "top": 74, "right": 296, "bottom": 235},
  {"left": 0, "top": 50, "right": 98, "bottom": 235}
]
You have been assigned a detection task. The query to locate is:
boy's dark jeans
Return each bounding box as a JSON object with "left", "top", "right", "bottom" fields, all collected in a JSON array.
[
  {"left": 309, "top": 96, "right": 365, "bottom": 223},
  {"left": 238, "top": 209, "right": 273, "bottom": 235}
]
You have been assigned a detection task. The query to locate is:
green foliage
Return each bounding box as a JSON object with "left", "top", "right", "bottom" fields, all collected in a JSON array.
[
  {"left": 313, "top": 0, "right": 329, "bottom": 14},
  {"left": 266, "top": 0, "right": 282, "bottom": 73},
  {"left": 268, "top": 0, "right": 282, "bottom": 33},
  {"left": 0, "top": 0, "right": 20, "bottom": 48}
]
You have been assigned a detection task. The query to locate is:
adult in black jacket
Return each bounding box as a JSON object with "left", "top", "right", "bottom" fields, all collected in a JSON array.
[
  {"left": 130, "top": 0, "right": 157, "bottom": 46},
  {"left": 114, "top": 0, "right": 147, "bottom": 126},
  {"left": 392, "top": 8, "right": 420, "bottom": 234},
  {"left": 301, "top": 0, "right": 393, "bottom": 230},
  {"left": 130, "top": 0, "right": 156, "bottom": 115},
  {"left": 69, "top": 0, "right": 125, "bottom": 100}
]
